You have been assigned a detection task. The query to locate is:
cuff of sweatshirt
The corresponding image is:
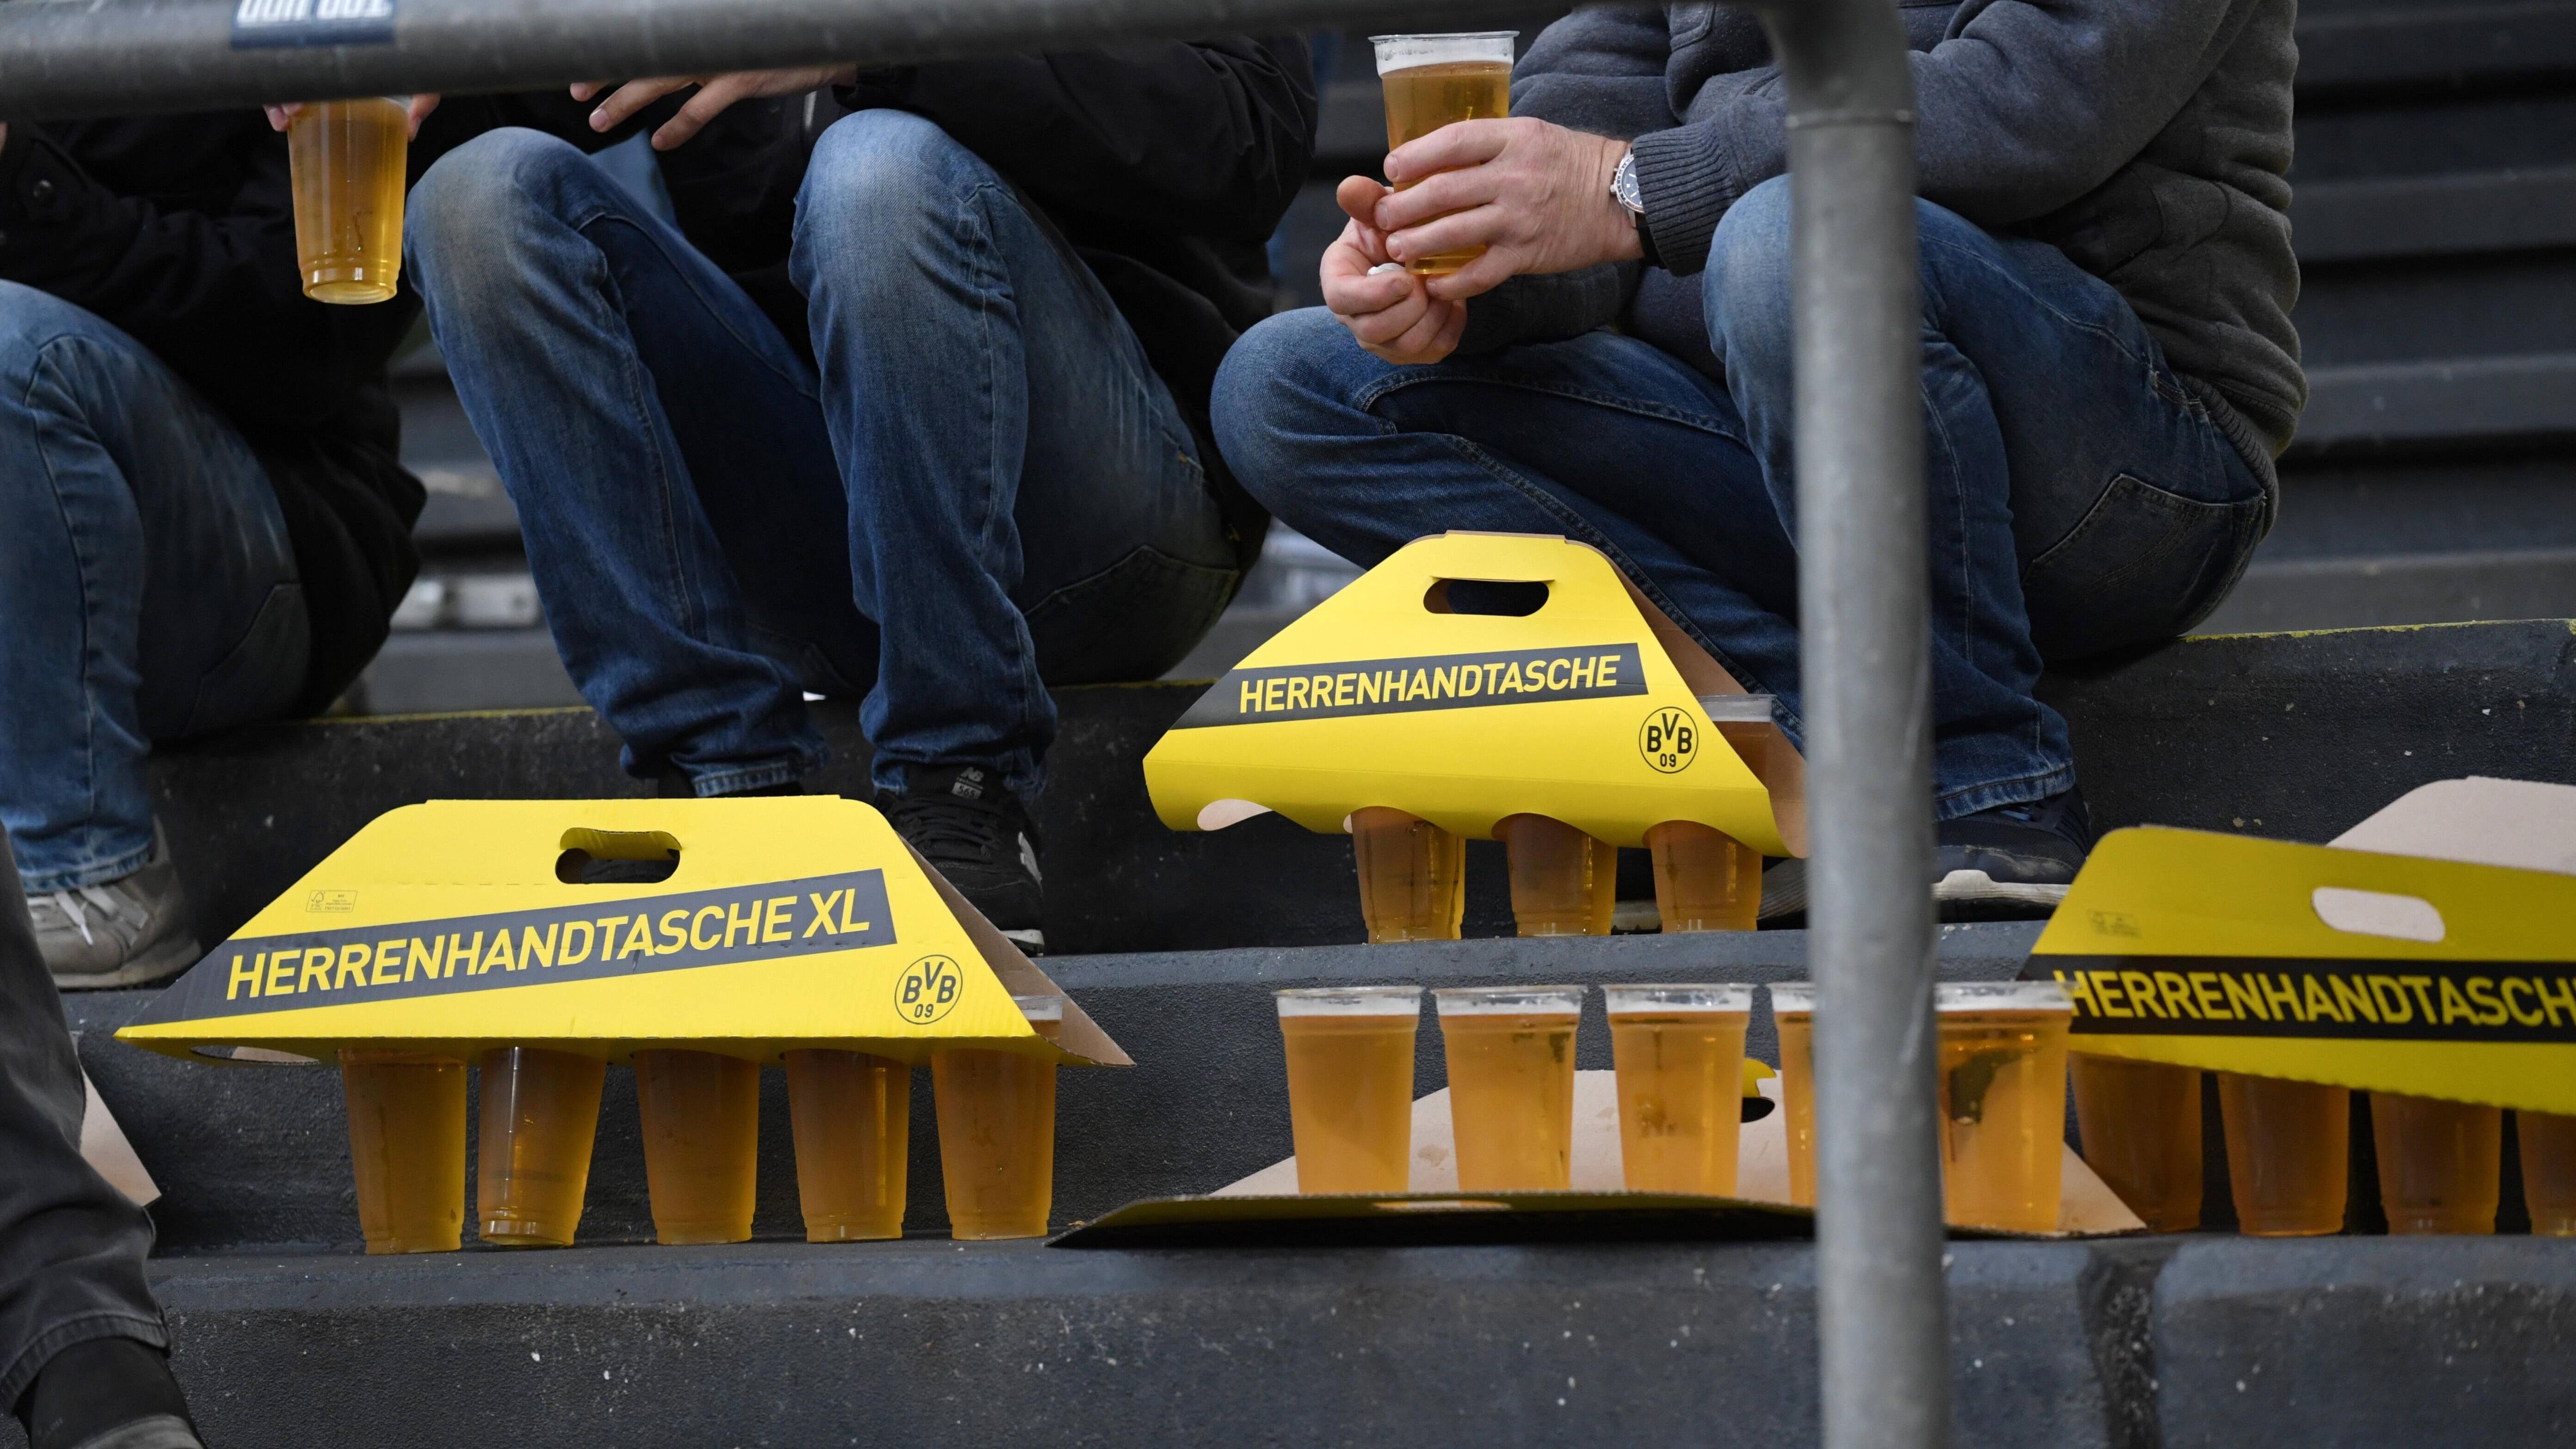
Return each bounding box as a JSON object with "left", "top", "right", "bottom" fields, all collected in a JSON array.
[{"left": 1626, "top": 124, "right": 1748, "bottom": 278}]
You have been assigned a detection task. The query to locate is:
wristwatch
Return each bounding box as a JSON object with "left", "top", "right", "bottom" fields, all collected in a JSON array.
[{"left": 1610, "top": 149, "right": 1647, "bottom": 226}]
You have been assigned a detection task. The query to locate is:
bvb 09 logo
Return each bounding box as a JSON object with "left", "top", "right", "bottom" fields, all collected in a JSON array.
[
  {"left": 894, "top": 954, "right": 965, "bottom": 1024},
  {"left": 1639, "top": 706, "right": 1697, "bottom": 774}
]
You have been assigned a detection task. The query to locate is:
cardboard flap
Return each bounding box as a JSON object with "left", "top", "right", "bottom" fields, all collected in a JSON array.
[
  {"left": 114, "top": 798, "right": 1128, "bottom": 1068},
  {"left": 2025, "top": 822, "right": 2576, "bottom": 1112},
  {"left": 1144, "top": 532, "right": 1797, "bottom": 855}
]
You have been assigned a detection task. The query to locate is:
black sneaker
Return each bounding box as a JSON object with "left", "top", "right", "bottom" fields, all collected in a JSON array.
[
  {"left": 1755, "top": 786, "right": 2093, "bottom": 924},
  {"left": 876, "top": 764, "right": 1044, "bottom": 951},
  {"left": 16, "top": 1338, "right": 203, "bottom": 1449},
  {"left": 1931, "top": 786, "right": 2093, "bottom": 917}
]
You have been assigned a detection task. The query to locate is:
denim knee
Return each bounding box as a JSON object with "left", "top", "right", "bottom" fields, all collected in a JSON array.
[
  {"left": 1701, "top": 175, "right": 1795, "bottom": 381},
  {"left": 1210, "top": 307, "right": 1378, "bottom": 515},
  {"left": 0, "top": 281, "right": 114, "bottom": 395},
  {"left": 406, "top": 128, "right": 611, "bottom": 307},
  {"left": 792, "top": 110, "right": 1001, "bottom": 276}
]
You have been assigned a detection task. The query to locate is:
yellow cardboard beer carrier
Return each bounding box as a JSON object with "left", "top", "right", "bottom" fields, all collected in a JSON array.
[
  {"left": 2020, "top": 778, "right": 2576, "bottom": 1113},
  {"left": 1142, "top": 531, "right": 1804, "bottom": 856},
  {"left": 116, "top": 796, "right": 1126, "bottom": 1068}
]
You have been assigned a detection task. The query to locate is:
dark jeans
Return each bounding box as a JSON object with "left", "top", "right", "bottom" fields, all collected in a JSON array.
[
  {"left": 406, "top": 116, "right": 1242, "bottom": 800},
  {"left": 1213, "top": 176, "right": 2272, "bottom": 818},
  {"left": 0, "top": 835, "right": 164, "bottom": 1410}
]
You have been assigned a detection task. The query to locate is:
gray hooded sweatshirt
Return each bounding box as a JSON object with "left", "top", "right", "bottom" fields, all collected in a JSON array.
[{"left": 1473, "top": 0, "right": 2303, "bottom": 485}]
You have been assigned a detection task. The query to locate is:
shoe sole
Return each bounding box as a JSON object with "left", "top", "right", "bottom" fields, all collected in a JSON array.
[
  {"left": 1932, "top": 870, "right": 2071, "bottom": 908},
  {"left": 999, "top": 927, "right": 1046, "bottom": 953},
  {"left": 51, "top": 934, "right": 203, "bottom": 992}
]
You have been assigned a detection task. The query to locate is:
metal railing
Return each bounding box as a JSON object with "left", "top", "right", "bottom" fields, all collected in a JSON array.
[{"left": 0, "top": 1, "right": 1945, "bottom": 1443}]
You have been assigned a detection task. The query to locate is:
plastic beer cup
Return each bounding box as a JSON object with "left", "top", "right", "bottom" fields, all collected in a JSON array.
[
  {"left": 1935, "top": 981, "right": 2072, "bottom": 1233},
  {"left": 1496, "top": 814, "right": 1615, "bottom": 937},
  {"left": 1433, "top": 985, "right": 1583, "bottom": 1190},
  {"left": 2519, "top": 1111, "right": 2576, "bottom": 1236},
  {"left": 286, "top": 97, "right": 410, "bottom": 303},
  {"left": 932, "top": 994, "right": 1063, "bottom": 1240},
  {"left": 2371, "top": 1092, "right": 2501, "bottom": 1235},
  {"left": 340, "top": 1047, "right": 465, "bottom": 1254},
  {"left": 1277, "top": 986, "right": 1422, "bottom": 1192},
  {"left": 2069, "top": 1053, "right": 2204, "bottom": 1232},
  {"left": 1605, "top": 984, "right": 1753, "bottom": 1195},
  {"left": 786, "top": 1050, "right": 911, "bottom": 1242},
  {"left": 1645, "top": 821, "right": 1760, "bottom": 933},
  {"left": 1771, "top": 983, "right": 1817, "bottom": 1206},
  {"left": 476, "top": 1046, "right": 605, "bottom": 1247},
  {"left": 1350, "top": 806, "right": 1465, "bottom": 942},
  {"left": 1370, "top": 32, "right": 1516, "bottom": 276},
  {"left": 2218, "top": 1071, "right": 2349, "bottom": 1236},
  {"left": 634, "top": 1048, "right": 760, "bottom": 1245}
]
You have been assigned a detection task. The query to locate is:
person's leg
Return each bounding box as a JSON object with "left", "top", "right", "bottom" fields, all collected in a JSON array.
[
  {"left": 1214, "top": 308, "right": 1804, "bottom": 722},
  {"left": 789, "top": 109, "right": 1238, "bottom": 805},
  {"left": 0, "top": 837, "right": 198, "bottom": 1446},
  {"left": 1704, "top": 175, "right": 2268, "bottom": 823},
  {"left": 0, "top": 282, "right": 308, "bottom": 983},
  {"left": 406, "top": 129, "right": 864, "bottom": 795}
]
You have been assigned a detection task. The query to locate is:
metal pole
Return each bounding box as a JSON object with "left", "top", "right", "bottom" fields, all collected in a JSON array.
[
  {"left": 1755, "top": 2, "right": 1944, "bottom": 1447},
  {"left": 0, "top": 0, "right": 1513, "bottom": 121},
  {"left": 0, "top": 0, "right": 1943, "bottom": 1438}
]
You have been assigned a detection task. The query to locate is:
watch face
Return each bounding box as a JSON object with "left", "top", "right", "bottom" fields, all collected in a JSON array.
[{"left": 1613, "top": 154, "right": 1645, "bottom": 213}]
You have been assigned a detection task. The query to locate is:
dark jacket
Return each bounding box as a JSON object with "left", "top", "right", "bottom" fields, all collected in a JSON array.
[
  {"left": 1475, "top": 1, "right": 2303, "bottom": 487},
  {"left": 0, "top": 94, "right": 646, "bottom": 714}
]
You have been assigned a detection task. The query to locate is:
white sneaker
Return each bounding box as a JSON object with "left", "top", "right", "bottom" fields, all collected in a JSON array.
[{"left": 28, "top": 825, "right": 201, "bottom": 989}]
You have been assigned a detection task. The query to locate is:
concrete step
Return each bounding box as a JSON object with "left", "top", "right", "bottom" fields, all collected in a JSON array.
[
  {"left": 0, "top": 1235, "right": 2561, "bottom": 1447},
  {"left": 149, "top": 619, "right": 2576, "bottom": 959},
  {"left": 62, "top": 927, "right": 2042, "bottom": 1256}
]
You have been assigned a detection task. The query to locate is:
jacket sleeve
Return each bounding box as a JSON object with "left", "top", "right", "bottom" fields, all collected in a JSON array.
[
  {"left": 835, "top": 39, "right": 1317, "bottom": 242},
  {"left": 1626, "top": 0, "right": 2253, "bottom": 275},
  {"left": 0, "top": 118, "right": 412, "bottom": 434}
]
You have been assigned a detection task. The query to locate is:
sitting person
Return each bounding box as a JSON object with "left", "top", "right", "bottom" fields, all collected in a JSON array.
[
  {"left": 0, "top": 111, "right": 429, "bottom": 985},
  {"left": 404, "top": 49, "right": 1315, "bottom": 947},
  {"left": 1214, "top": 1, "right": 2301, "bottom": 913}
]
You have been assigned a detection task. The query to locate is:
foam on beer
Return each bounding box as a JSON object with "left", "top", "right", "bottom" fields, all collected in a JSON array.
[
  {"left": 1368, "top": 30, "right": 1518, "bottom": 73},
  {"left": 1935, "top": 980, "right": 2072, "bottom": 1013},
  {"left": 1432, "top": 985, "right": 1584, "bottom": 1016},
  {"left": 1604, "top": 984, "right": 1753, "bottom": 1016},
  {"left": 1276, "top": 985, "right": 1423, "bottom": 1017}
]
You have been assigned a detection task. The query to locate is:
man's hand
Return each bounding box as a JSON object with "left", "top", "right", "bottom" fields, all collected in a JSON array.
[
  {"left": 575, "top": 67, "right": 855, "bottom": 151},
  {"left": 1372, "top": 117, "right": 1639, "bottom": 302},
  {"left": 265, "top": 95, "right": 440, "bottom": 136},
  {"left": 1320, "top": 174, "right": 1468, "bottom": 366}
]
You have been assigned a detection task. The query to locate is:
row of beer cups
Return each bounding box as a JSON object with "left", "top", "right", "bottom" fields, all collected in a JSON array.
[
  {"left": 1352, "top": 809, "right": 1765, "bottom": 941},
  {"left": 1280, "top": 979, "right": 2576, "bottom": 1235},
  {"left": 337, "top": 993, "right": 1068, "bottom": 1253}
]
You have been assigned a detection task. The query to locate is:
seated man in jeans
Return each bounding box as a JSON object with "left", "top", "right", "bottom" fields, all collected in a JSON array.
[
  {"left": 1214, "top": 1, "right": 2302, "bottom": 914},
  {"left": 407, "top": 49, "right": 1313, "bottom": 947}
]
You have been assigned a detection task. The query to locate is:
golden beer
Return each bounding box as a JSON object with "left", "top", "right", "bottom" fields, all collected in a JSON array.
[
  {"left": 2519, "top": 1111, "right": 2576, "bottom": 1236},
  {"left": 1645, "top": 820, "right": 1761, "bottom": 933},
  {"left": 2217, "top": 1071, "right": 2349, "bottom": 1236},
  {"left": 1277, "top": 986, "right": 1422, "bottom": 1192},
  {"left": 476, "top": 1046, "right": 606, "bottom": 1247},
  {"left": 1371, "top": 32, "right": 1516, "bottom": 276},
  {"left": 1434, "top": 985, "right": 1583, "bottom": 1190},
  {"left": 1772, "top": 983, "right": 1817, "bottom": 1206},
  {"left": 340, "top": 1047, "right": 465, "bottom": 1254},
  {"left": 2370, "top": 1092, "right": 2500, "bottom": 1235},
  {"left": 931, "top": 995, "right": 1062, "bottom": 1240},
  {"left": 1605, "top": 984, "right": 1752, "bottom": 1195},
  {"left": 634, "top": 1048, "right": 760, "bottom": 1245},
  {"left": 1935, "top": 981, "right": 2072, "bottom": 1234},
  {"left": 2069, "top": 1053, "right": 2203, "bottom": 1232},
  {"left": 287, "top": 97, "right": 409, "bottom": 304},
  {"left": 786, "top": 1049, "right": 911, "bottom": 1242},
  {"left": 1497, "top": 813, "right": 1615, "bottom": 937},
  {"left": 1351, "top": 806, "right": 1465, "bottom": 942}
]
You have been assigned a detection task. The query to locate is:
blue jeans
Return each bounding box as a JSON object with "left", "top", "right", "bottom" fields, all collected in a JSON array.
[
  {"left": 1213, "top": 177, "right": 2270, "bottom": 817},
  {"left": 0, "top": 284, "right": 309, "bottom": 892},
  {"left": 406, "top": 116, "right": 1239, "bottom": 798}
]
